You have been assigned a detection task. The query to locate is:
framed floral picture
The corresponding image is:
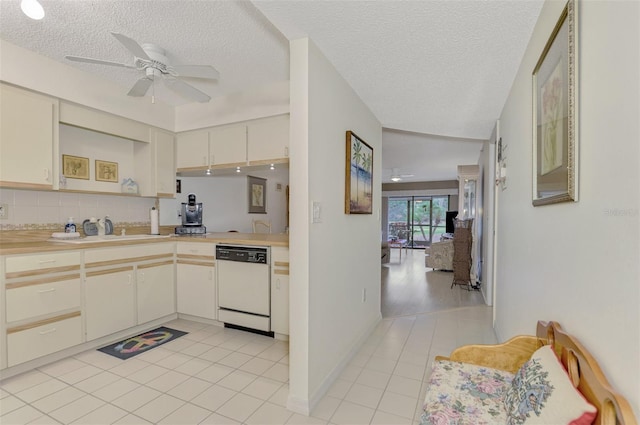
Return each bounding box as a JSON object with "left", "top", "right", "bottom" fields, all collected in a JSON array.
[
  {"left": 62, "top": 155, "right": 89, "bottom": 180},
  {"left": 345, "top": 131, "right": 373, "bottom": 214},
  {"left": 532, "top": 0, "right": 578, "bottom": 206},
  {"left": 95, "top": 160, "right": 118, "bottom": 183},
  {"left": 248, "top": 176, "right": 267, "bottom": 214}
]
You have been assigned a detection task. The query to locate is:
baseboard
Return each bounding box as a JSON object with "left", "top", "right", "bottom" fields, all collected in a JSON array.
[{"left": 287, "top": 313, "right": 382, "bottom": 415}]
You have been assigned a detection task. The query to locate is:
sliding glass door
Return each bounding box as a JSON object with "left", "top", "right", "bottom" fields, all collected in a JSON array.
[{"left": 387, "top": 196, "right": 449, "bottom": 247}]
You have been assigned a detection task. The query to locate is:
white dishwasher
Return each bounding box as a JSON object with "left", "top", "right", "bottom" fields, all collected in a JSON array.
[{"left": 216, "top": 245, "right": 271, "bottom": 334}]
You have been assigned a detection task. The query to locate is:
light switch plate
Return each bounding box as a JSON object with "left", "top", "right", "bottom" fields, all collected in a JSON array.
[
  {"left": 312, "top": 201, "right": 321, "bottom": 223},
  {"left": 0, "top": 203, "right": 8, "bottom": 219}
]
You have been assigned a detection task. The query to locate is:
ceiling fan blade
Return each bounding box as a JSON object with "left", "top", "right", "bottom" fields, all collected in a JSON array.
[
  {"left": 164, "top": 77, "right": 210, "bottom": 103},
  {"left": 111, "top": 32, "right": 150, "bottom": 60},
  {"left": 127, "top": 77, "right": 153, "bottom": 97},
  {"left": 172, "top": 65, "right": 220, "bottom": 80},
  {"left": 65, "top": 55, "right": 134, "bottom": 68}
]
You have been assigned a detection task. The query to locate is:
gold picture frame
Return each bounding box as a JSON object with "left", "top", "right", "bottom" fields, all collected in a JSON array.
[
  {"left": 95, "top": 160, "right": 118, "bottom": 183},
  {"left": 532, "top": 0, "right": 578, "bottom": 206},
  {"left": 345, "top": 131, "right": 373, "bottom": 214},
  {"left": 248, "top": 175, "right": 267, "bottom": 214},
  {"left": 62, "top": 154, "right": 89, "bottom": 180}
]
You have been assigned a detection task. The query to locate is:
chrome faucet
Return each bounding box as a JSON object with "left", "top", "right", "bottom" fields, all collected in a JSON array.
[{"left": 97, "top": 215, "right": 109, "bottom": 236}]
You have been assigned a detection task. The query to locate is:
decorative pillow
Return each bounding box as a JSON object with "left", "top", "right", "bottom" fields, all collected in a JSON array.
[{"left": 503, "top": 345, "right": 597, "bottom": 425}]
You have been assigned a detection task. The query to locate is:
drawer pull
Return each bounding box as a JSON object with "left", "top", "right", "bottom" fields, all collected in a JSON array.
[
  {"left": 37, "top": 288, "right": 56, "bottom": 294},
  {"left": 39, "top": 328, "right": 57, "bottom": 335},
  {"left": 38, "top": 259, "right": 57, "bottom": 265}
]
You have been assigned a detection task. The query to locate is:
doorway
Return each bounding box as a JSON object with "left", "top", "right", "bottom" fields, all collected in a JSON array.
[{"left": 387, "top": 196, "right": 449, "bottom": 248}]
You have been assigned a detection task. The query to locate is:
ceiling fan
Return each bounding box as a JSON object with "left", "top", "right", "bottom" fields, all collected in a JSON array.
[
  {"left": 389, "top": 168, "right": 414, "bottom": 182},
  {"left": 65, "top": 32, "right": 219, "bottom": 103}
]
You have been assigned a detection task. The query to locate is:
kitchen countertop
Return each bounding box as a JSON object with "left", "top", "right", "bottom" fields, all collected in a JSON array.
[{"left": 0, "top": 232, "right": 288, "bottom": 255}]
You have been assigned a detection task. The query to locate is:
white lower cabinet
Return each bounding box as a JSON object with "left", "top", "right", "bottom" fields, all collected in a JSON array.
[
  {"left": 3, "top": 251, "right": 82, "bottom": 368},
  {"left": 137, "top": 262, "right": 175, "bottom": 324},
  {"left": 176, "top": 242, "right": 216, "bottom": 320},
  {"left": 271, "top": 247, "right": 289, "bottom": 336},
  {"left": 85, "top": 267, "right": 136, "bottom": 341},
  {"left": 7, "top": 315, "right": 82, "bottom": 367}
]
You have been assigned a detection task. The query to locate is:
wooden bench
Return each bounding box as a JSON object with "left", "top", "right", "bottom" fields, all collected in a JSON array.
[{"left": 419, "top": 321, "right": 636, "bottom": 424}]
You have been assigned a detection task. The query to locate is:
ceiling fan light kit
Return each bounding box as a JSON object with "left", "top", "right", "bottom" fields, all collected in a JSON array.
[{"left": 65, "top": 32, "right": 219, "bottom": 103}]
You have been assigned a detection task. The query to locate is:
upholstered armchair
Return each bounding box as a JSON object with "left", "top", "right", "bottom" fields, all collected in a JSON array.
[{"left": 425, "top": 239, "right": 454, "bottom": 270}]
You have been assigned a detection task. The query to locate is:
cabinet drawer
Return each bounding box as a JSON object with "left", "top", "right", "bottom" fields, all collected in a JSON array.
[
  {"left": 7, "top": 314, "right": 82, "bottom": 367},
  {"left": 5, "top": 252, "right": 81, "bottom": 277},
  {"left": 271, "top": 247, "right": 289, "bottom": 265},
  {"left": 85, "top": 243, "right": 174, "bottom": 266},
  {"left": 177, "top": 242, "right": 214, "bottom": 258},
  {"left": 6, "top": 275, "right": 81, "bottom": 323}
]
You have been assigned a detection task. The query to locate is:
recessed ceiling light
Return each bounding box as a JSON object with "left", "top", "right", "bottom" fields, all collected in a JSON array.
[{"left": 21, "top": 0, "right": 45, "bottom": 20}]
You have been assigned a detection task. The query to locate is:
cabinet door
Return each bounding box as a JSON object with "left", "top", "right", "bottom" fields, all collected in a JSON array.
[
  {"left": 209, "top": 125, "right": 246, "bottom": 166},
  {"left": 270, "top": 247, "right": 289, "bottom": 335},
  {"left": 0, "top": 84, "right": 55, "bottom": 189},
  {"left": 85, "top": 268, "right": 136, "bottom": 341},
  {"left": 137, "top": 263, "right": 175, "bottom": 324},
  {"left": 271, "top": 273, "right": 289, "bottom": 335},
  {"left": 176, "top": 130, "right": 208, "bottom": 169},
  {"left": 154, "top": 128, "right": 176, "bottom": 197},
  {"left": 176, "top": 263, "right": 216, "bottom": 319},
  {"left": 247, "top": 115, "right": 289, "bottom": 163}
]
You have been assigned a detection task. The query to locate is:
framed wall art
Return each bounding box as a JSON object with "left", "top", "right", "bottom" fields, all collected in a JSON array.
[
  {"left": 532, "top": 0, "right": 578, "bottom": 206},
  {"left": 95, "top": 160, "right": 118, "bottom": 183},
  {"left": 248, "top": 175, "right": 267, "bottom": 214},
  {"left": 345, "top": 130, "right": 373, "bottom": 214},
  {"left": 62, "top": 154, "right": 89, "bottom": 180}
]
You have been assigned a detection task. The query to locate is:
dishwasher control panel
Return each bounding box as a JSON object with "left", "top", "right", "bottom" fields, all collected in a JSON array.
[{"left": 216, "top": 245, "right": 268, "bottom": 264}]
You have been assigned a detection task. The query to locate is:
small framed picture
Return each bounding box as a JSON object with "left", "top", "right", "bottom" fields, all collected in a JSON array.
[
  {"left": 62, "top": 154, "right": 90, "bottom": 180},
  {"left": 248, "top": 175, "right": 267, "bottom": 214},
  {"left": 95, "top": 160, "right": 118, "bottom": 183}
]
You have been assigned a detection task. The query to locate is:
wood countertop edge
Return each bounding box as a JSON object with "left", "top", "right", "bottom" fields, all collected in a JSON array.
[{"left": 0, "top": 233, "right": 289, "bottom": 255}]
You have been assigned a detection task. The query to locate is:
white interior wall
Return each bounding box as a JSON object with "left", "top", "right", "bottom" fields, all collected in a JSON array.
[
  {"left": 495, "top": 0, "right": 639, "bottom": 416},
  {"left": 480, "top": 137, "right": 496, "bottom": 306},
  {"left": 0, "top": 40, "right": 174, "bottom": 130},
  {"left": 158, "top": 168, "right": 289, "bottom": 233},
  {"left": 288, "top": 38, "right": 382, "bottom": 414}
]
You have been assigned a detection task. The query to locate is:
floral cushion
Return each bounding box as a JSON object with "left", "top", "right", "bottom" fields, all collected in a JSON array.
[
  {"left": 503, "top": 345, "right": 597, "bottom": 425},
  {"left": 420, "top": 360, "right": 514, "bottom": 425}
]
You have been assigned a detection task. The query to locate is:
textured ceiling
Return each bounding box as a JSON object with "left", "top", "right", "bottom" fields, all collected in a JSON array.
[{"left": 0, "top": 0, "right": 543, "bottom": 183}]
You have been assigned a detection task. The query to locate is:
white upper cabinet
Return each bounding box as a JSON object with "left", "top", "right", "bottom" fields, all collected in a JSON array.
[
  {"left": 247, "top": 115, "right": 289, "bottom": 164},
  {"left": 152, "top": 128, "right": 176, "bottom": 197},
  {"left": 176, "top": 115, "right": 289, "bottom": 172},
  {"left": 0, "top": 84, "right": 57, "bottom": 189},
  {"left": 176, "top": 130, "right": 209, "bottom": 170},
  {"left": 209, "top": 125, "right": 247, "bottom": 166}
]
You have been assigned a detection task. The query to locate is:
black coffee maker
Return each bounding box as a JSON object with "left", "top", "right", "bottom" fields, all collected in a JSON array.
[{"left": 175, "top": 193, "right": 207, "bottom": 235}]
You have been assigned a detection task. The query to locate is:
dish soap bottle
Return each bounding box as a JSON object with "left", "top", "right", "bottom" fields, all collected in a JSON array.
[{"left": 65, "top": 217, "right": 76, "bottom": 233}]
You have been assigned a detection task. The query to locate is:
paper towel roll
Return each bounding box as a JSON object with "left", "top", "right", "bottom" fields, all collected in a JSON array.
[{"left": 150, "top": 207, "right": 159, "bottom": 235}]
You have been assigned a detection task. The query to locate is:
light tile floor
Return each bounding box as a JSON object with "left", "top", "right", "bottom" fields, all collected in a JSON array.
[{"left": 0, "top": 307, "right": 495, "bottom": 425}]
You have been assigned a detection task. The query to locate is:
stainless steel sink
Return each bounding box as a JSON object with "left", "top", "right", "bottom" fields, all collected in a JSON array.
[{"left": 51, "top": 234, "right": 172, "bottom": 244}]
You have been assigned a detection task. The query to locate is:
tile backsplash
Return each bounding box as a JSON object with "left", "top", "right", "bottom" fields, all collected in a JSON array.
[{"left": 0, "top": 188, "right": 156, "bottom": 231}]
